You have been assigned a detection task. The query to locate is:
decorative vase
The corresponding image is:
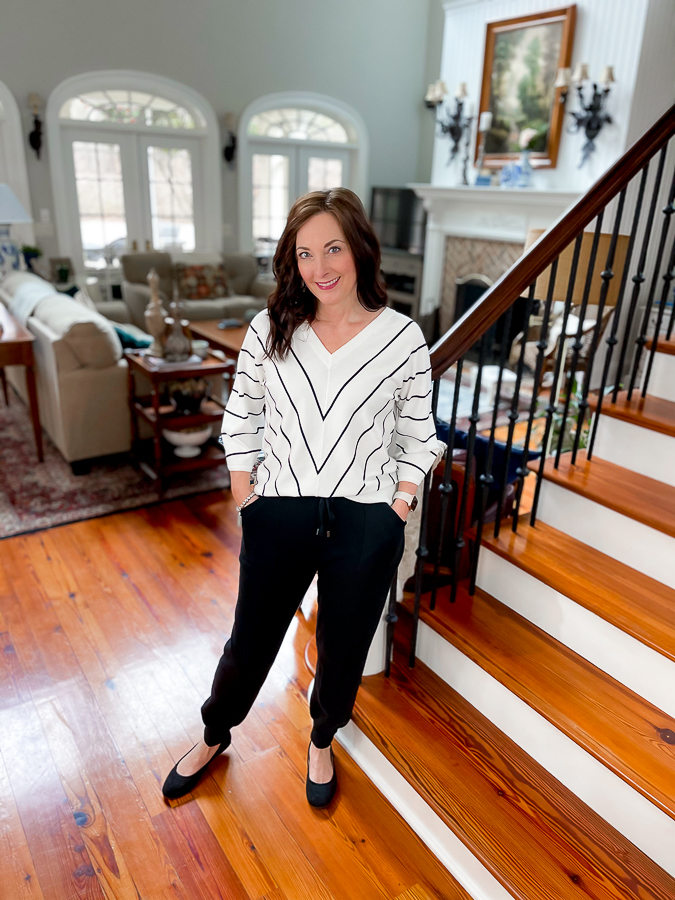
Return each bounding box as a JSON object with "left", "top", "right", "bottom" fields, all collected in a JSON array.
[
  {"left": 162, "top": 424, "right": 212, "bottom": 458},
  {"left": 144, "top": 268, "right": 167, "bottom": 357},
  {"left": 163, "top": 317, "right": 192, "bottom": 362},
  {"left": 517, "top": 150, "right": 533, "bottom": 188}
]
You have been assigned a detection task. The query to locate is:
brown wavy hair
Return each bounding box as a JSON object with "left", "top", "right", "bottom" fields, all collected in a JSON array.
[{"left": 265, "top": 188, "right": 387, "bottom": 361}]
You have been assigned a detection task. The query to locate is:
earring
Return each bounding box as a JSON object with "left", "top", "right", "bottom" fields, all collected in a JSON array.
[{"left": 301, "top": 281, "right": 307, "bottom": 291}]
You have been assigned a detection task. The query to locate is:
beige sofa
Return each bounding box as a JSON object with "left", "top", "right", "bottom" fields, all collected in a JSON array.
[
  {"left": 0, "top": 272, "right": 131, "bottom": 467},
  {"left": 114, "top": 251, "right": 273, "bottom": 329}
]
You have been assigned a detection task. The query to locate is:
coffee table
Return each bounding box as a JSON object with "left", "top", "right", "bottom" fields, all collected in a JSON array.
[
  {"left": 188, "top": 320, "right": 249, "bottom": 358},
  {"left": 0, "top": 303, "right": 43, "bottom": 461}
]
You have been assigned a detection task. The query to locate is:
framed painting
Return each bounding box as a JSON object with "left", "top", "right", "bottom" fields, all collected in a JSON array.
[{"left": 476, "top": 6, "right": 576, "bottom": 169}]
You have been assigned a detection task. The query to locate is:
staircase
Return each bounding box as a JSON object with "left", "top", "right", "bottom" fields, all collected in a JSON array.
[{"left": 338, "top": 105, "right": 675, "bottom": 899}]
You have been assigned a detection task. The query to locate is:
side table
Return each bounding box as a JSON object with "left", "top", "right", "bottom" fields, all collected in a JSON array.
[
  {"left": 0, "top": 303, "right": 43, "bottom": 461},
  {"left": 125, "top": 349, "right": 235, "bottom": 489}
]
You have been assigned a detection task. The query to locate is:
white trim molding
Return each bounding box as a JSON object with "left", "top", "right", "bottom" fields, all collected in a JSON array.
[
  {"left": 237, "top": 91, "right": 369, "bottom": 253},
  {"left": 47, "top": 70, "right": 222, "bottom": 267}
]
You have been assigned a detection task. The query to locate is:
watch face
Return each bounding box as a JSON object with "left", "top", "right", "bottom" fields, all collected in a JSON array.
[{"left": 411, "top": 496, "right": 419, "bottom": 511}]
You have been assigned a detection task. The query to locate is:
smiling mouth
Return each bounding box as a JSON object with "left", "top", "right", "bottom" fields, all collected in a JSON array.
[{"left": 316, "top": 276, "right": 340, "bottom": 290}]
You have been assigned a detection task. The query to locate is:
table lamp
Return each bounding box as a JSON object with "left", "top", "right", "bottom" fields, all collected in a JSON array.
[{"left": 0, "top": 183, "right": 33, "bottom": 279}]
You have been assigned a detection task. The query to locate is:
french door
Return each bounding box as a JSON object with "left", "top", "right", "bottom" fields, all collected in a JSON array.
[
  {"left": 62, "top": 126, "right": 203, "bottom": 270},
  {"left": 250, "top": 141, "right": 351, "bottom": 249}
]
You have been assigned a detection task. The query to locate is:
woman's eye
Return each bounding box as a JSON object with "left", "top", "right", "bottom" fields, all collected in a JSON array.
[
  {"left": 298, "top": 251, "right": 310, "bottom": 259},
  {"left": 328, "top": 246, "right": 340, "bottom": 253}
]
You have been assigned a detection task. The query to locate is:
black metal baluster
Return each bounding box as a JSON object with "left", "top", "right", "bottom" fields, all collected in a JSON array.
[
  {"left": 552, "top": 232, "right": 584, "bottom": 466},
  {"left": 627, "top": 157, "right": 675, "bottom": 397},
  {"left": 470, "top": 307, "right": 512, "bottom": 594},
  {"left": 494, "top": 287, "right": 535, "bottom": 538},
  {"left": 642, "top": 233, "right": 675, "bottom": 394},
  {"left": 512, "top": 271, "right": 557, "bottom": 529},
  {"left": 667, "top": 288, "right": 675, "bottom": 341},
  {"left": 408, "top": 464, "right": 432, "bottom": 668},
  {"left": 384, "top": 571, "right": 398, "bottom": 678},
  {"left": 616, "top": 153, "right": 664, "bottom": 401},
  {"left": 586, "top": 189, "right": 628, "bottom": 459},
  {"left": 571, "top": 213, "right": 605, "bottom": 465},
  {"left": 450, "top": 336, "right": 486, "bottom": 604},
  {"left": 528, "top": 259, "right": 561, "bottom": 526},
  {"left": 430, "top": 361, "right": 463, "bottom": 612}
]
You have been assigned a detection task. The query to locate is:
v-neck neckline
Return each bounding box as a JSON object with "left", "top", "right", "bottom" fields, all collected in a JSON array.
[{"left": 304, "top": 307, "right": 391, "bottom": 365}]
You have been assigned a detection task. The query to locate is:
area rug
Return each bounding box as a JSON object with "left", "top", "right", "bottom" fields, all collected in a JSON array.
[{"left": 0, "top": 396, "right": 230, "bottom": 539}]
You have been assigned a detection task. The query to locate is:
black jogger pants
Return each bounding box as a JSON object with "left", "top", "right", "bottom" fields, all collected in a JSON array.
[{"left": 201, "top": 495, "right": 406, "bottom": 749}]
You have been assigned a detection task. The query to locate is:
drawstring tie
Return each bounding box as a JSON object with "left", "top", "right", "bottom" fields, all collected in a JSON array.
[{"left": 316, "top": 497, "right": 336, "bottom": 538}]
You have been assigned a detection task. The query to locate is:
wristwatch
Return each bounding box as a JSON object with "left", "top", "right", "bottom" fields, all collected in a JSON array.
[{"left": 393, "top": 490, "right": 418, "bottom": 511}]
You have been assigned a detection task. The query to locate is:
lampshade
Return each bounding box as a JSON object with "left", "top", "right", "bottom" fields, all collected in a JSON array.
[
  {"left": 571, "top": 63, "right": 589, "bottom": 83},
  {"left": 0, "top": 184, "right": 32, "bottom": 225},
  {"left": 523, "top": 228, "right": 630, "bottom": 310},
  {"left": 554, "top": 67, "right": 571, "bottom": 89}
]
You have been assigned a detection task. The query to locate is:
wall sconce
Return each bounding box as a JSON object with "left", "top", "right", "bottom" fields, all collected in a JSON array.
[
  {"left": 435, "top": 82, "right": 474, "bottom": 182},
  {"left": 554, "top": 67, "right": 572, "bottom": 103},
  {"left": 27, "top": 93, "right": 43, "bottom": 160},
  {"left": 222, "top": 112, "right": 237, "bottom": 169},
  {"left": 424, "top": 79, "right": 448, "bottom": 111},
  {"left": 567, "top": 64, "right": 615, "bottom": 167}
]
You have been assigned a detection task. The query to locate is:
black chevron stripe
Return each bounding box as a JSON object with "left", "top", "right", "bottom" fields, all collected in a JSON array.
[{"left": 329, "top": 397, "right": 395, "bottom": 496}]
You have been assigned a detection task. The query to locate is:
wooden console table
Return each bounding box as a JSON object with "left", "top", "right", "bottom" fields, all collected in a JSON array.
[{"left": 0, "top": 304, "right": 43, "bottom": 462}]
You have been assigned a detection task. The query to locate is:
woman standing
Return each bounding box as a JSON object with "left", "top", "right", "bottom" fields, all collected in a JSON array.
[{"left": 162, "top": 188, "right": 445, "bottom": 807}]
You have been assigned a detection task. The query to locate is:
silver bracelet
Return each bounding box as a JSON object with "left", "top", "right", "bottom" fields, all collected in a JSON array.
[{"left": 236, "top": 491, "right": 257, "bottom": 512}]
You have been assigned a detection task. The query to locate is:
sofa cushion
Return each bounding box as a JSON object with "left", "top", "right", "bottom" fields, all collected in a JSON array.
[
  {"left": 175, "top": 263, "right": 234, "bottom": 300},
  {"left": 33, "top": 294, "right": 123, "bottom": 368},
  {"left": 222, "top": 252, "right": 257, "bottom": 295}
]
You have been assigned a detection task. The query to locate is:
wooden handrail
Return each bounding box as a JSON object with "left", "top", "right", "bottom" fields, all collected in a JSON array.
[{"left": 429, "top": 103, "right": 675, "bottom": 379}]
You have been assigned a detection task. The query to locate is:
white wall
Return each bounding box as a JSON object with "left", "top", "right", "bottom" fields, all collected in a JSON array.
[
  {"left": 0, "top": 0, "right": 433, "bottom": 256},
  {"left": 432, "top": 0, "right": 675, "bottom": 190}
]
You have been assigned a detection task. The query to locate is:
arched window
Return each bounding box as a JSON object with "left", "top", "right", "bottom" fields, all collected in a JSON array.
[
  {"left": 238, "top": 92, "right": 368, "bottom": 254},
  {"left": 48, "top": 71, "right": 221, "bottom": 275}
]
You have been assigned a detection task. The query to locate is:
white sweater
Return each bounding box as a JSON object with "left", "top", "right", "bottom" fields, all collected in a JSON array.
[{"left": 220, "top": 307, "right": 445, "bottom": 504}]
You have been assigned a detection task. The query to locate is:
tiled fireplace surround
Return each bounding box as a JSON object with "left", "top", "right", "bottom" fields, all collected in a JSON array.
[{"left": 409, "top": 185, "right": 581, "bottom": 336}]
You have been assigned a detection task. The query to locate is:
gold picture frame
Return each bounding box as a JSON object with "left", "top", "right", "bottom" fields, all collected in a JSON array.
[{"left": 476, "top": 5, "right": 576, "bottom": 169}]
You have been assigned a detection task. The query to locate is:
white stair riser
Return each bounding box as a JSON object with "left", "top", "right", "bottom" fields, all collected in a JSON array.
[
  {"left": 536, "top": 479, "right": 675, "bottom": 589},
  {"left": 642, "top": 349, "right": 675, "bottom": 401},
  {"left": 592, "top": 415, "right": 675, "bottom": 487},
  {"left": 476, "top": 547, "right": 675, "bottom": 717},
  {"left": 338, "top": 721, "right": 513, "bottom": 900},
  {"left": 415, "top": 622, "right": 675, "bottom": 875}
]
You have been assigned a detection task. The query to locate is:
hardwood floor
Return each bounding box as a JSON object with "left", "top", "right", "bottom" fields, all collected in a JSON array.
[{"left": 0, "top": 490, "right": 467, "bottom": 900}]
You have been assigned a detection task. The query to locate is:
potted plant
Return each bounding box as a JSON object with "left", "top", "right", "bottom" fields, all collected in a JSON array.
[{"left": 21, "top": 244, "right": 42, "bottom": 271}]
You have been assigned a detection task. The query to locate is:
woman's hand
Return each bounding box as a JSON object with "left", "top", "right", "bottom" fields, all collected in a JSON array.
[
  {"left": 391, "top": 498, "right": 409, "bottom": 521},
  {"left": 230, "top": 471, "right": 259, "bottom": 508}
]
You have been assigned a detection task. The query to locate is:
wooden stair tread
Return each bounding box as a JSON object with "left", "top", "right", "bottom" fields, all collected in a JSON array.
[
  {"left": 531, "top": 451, "right": 675, "bottom": 538},
  {"left": 481, "top": 519, "right": 675, "bottom": 662},
  {"left": 354, "top": 626, "right": 675, "bottom": 900},
  {"left": 401, "top": 582, "right": 675, "bottom": 821},
  {"left": 588, "top": 390, "right": 675, "bottom": 438},
  {"left": 646, "top": 334, "right": 675, "bottom": 356}
]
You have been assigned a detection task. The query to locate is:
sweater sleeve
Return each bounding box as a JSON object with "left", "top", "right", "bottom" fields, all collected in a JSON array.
[
  {"left": 390, "top": 337, "right": 442, "bottom": 487},
  {"left": 219, "top": 323, "right": 266, "bottom": 472}
]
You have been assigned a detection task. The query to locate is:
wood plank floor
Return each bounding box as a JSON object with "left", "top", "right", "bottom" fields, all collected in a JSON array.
[{"left": 0, "top": 490, "right": 468, "bottom": 900}]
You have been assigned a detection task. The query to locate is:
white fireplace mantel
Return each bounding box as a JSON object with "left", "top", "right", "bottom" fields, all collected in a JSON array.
[{"left": 408, "top": 183, "right": 581, "bottom": 316}]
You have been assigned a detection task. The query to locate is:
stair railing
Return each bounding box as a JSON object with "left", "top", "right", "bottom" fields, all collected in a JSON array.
[{"left": 391, "top": 103, "right": 675, "bottom": 671}]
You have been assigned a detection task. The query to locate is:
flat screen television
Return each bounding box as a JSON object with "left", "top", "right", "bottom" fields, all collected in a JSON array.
[{"left": 370, "top": 187, "right": 426, "bottom": 255}]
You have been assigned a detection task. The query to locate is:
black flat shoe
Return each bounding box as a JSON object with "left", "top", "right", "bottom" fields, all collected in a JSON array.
[
  {"left": 162, "top": 739, "right": 229, "bottom": 800},
  {"left": 306, "top": 744, "right": 337, "bottom": 808}
]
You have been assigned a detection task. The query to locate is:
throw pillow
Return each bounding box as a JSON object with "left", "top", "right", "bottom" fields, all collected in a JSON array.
[
  {"left": 72, "top": 288, "right": 98, "bottom": 311},
  {"left": 174, "top": 263, "right": 234, "bottom": 300},
  {"left": 114, "top": 323, "right": 153, "bottom": 349}
]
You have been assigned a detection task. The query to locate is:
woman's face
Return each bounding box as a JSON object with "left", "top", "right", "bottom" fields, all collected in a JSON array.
[{"left": 295, "top": 212, "right": 358, "bottom": 309}]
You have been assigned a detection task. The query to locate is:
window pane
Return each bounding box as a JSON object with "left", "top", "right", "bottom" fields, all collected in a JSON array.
[
  {"left": 147, "top": 146, "right": 195, "bottom": 252},
  {"left": 252, "top": 153, "right": 289, "bottom": 243},
  {"left": 307, "top": 157, "right": 343, "bottom": 192},
  {"left": 72, "top": 141, "right": 127, "bottom": 268},
  {"left": 60, "top": 91, "right": 197, "bottom": 130},
  {"left": 247, "top": 108, "right": 348, "bottom": 143}
]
